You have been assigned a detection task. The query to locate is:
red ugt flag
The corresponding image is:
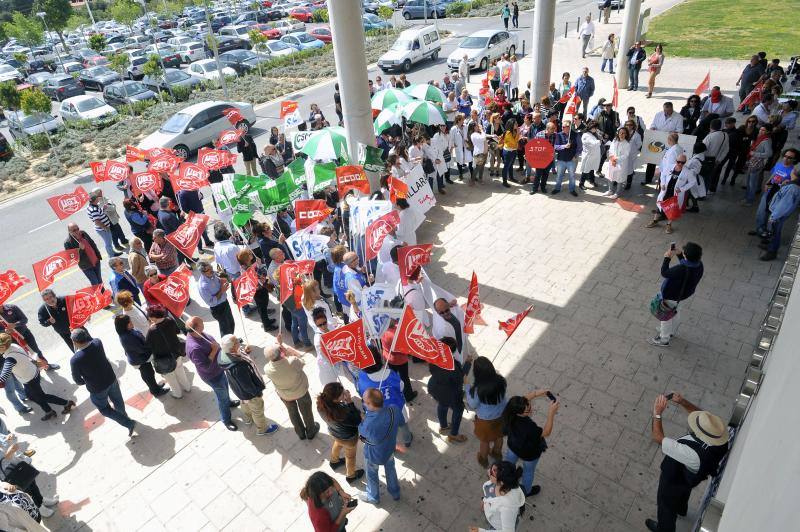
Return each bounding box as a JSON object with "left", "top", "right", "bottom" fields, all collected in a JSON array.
[
  {"left": 197, "top": 148, "right": 237, "bottom": 170},
  {"left": 279, "top": 260, "right": 316, "bottom": 305},
  {"left": 166, "top": 212, "right": 209, "bottom": 259},
  {"left": 149, "top": 264, "right": 193, "bottom": 317},
  {"left": 559, "top": 85, "right": 576, "bottom": 104},
  {"left": 388, "top": 176, "right": 409, "bottom": 203},
  {"left": 397, "top": 244, "right": 433, "bottom": 285},
  {"left": 499, "top": 304, "right": 534, "bottom": 338},
  {"left": 294, "top": 199, "right": 333, "bottom": 230},
  {"left": 146, "top": 147, "right": 176, "bottom": 160},
  {"left": 66, "top": 285, "right": 112, "bottom": 329},
  {"left": 104, "top": 160, "right": 130, "bottom": 182},
  {"left": 47, "top": 186, "right": 90, "bottom": 220},
  {"left": 32, "top": 250, "right": 80, "bottom": 291},
  {"left": 694, "top": 70, "right": 711, "bottom": 96},
  {"left": 130, "top": 171, "right": 163, "bottom": 197},
  {"left": 320, "top": 319, "right": 376, "bottom": 369},
  {"left": 216, "top": 129, "right": 244, "bottom": 147},
  {"left": 0, "top": 270, "right": 31, "bottom": 305},
  {"left": 233, "top": 265, "right": 259, "bottom": 308},
  {"left": 148, "top": 154, "right": 182, "bottom": 174},
  {"left": 223, "top": 107, "right": 244, "bottom": 126},
  {"left": 171, "top": 162, "right": 210, "bottom": 192},
  {"left": 336, "top": 165, "right": 371, "bottom": 197},
  {"left": 365, "top": 210, "right": 400, "bottom": 261},
  {"left": 391, "top": 306, "right": 454, "bottom": 370},
  {"left": 89, "top": 161, "right": 107, "bottom": 182},
  {"left": 463, "top": 272, "right": 482, "bottom": 334}
]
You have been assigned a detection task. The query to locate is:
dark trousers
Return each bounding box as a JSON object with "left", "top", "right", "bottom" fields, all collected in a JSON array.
[
  {"left": 282, "top": 392, "right": 315, "bottom": 437},
  {"left": 531, "top": 164, "right": 552, "bottom": 192},
  {"left": 388, "top": 362, "right": 415, "bottom": 401},
  {"left": 23, "top": 374, "right": 67, "bottom": 414},
  {"left": 81, "top": 263, "right": 103, "bottom": 286},
  {"left": 579, "top": 171, "right": 596, "bottom": 187},
  {"left": 628, "top": 65, "right": 641, "bottom": 89},
  {"left": 58, "top": 330, "right": 74, "bottom": 352},
  {"left": 253, "top": 287, "right": 276, "bottom": 330},
  {"left": 644, "top": 163, "right": 656, "bottom": 184},
  {"left": 25, "top": 479, "right": 43, "bottom": 510},
  {"left": 18, "top": 327, "right": 46, "bottom": 363},
  {"left": 437, "top": 402, "right": 465, "bottom": 436},
  {"left": 210, "top": 301, "right": 236, "bottom": 337},
  {"left": 110, "top": 222, "right": 129, "bottom": 248},
  {"left": 138, "top": 362, "right": 162, "bottom": 394}
]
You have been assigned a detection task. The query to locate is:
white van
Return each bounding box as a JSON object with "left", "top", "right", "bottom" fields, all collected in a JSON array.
[{"left": 377, "top": 25, "right": 441, "bottom": 73}]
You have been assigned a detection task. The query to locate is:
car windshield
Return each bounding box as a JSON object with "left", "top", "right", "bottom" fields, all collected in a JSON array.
[
  {"left": 90, "top": 66, "right": 112, "bottom": 75},
  {"left": 364, "top": 14, "right": 379, "bottom": 22},
  {"left": 123, "top": 82, "right": 147, "bottom": 95},
  {"left": 391, "top": 40, "right": 412, "bottom": 51},
  {"left": 268, "top": 41, "right": 290, "bottom": 51},
  {"left": 460, "top": 37, "right": 489, "bottom": 49},
  {"left": 0, "top": 64, "right": 17, "bottom": 73},
  {"left": 160, "top": 46, "right": 177, "bottom": 55},
  {"left": 55, "top": 77, "right": 75, "bottom": 86},
  {"left": 161, "top": 112, "right": 192, "bottom": 133},
  {"left": 296, "top": 34, "right": 314, "bottom": 43},
  {"left": 76, "top": 98, "right": 106, "bottom": 112},
  {"left": 165, "top": 70, "right": 190, "bottom": 82},
  {"left": 198, "top": 63, "right": 214, "bottom": 72},
  {"left": 21, "top": 112, "right": 52, "bottom": 127}
]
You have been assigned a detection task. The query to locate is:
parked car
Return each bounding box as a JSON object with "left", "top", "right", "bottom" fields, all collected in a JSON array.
[
  {"left": 280, "top": 32, "right": 324, "bottom": 51},
  {"left": 259, "top": 40, "right": 297, "bottom": 57},
  {"left": 83, "top": 55, "right": 110, "bottom": 68},
  {"left": 144, "top": 46, "right": 183, "bottom": 68},
  {"left": 363, "top": 13, "right": 390, "bottom": 31},
  {"left": 188, "top": 59, "right": 238, "bottom": 80},
  {"left": 42, "top": 74, "right": 85, "bottom": 101},
  {"left": 307, "top": 26, "right": 332, "bottom": 44},
  {"left": 124, "top": 35, "right": 152, "bottom": 49},
  {"left": 0, "top": 63, "right": 22, "bottom": 83},
  {"left": 59, "top": 95, "right": 118, "bottom": 125},
  {"left": 26, "top": 71, "right": 54, "bottom": 87},
  {"left": 289, "top": 7, "right": 314, "bottom": 22},
  {"left": 61, "top": 61, "right": 84, "bottom": 76},
  {"left": 167, "top": 35, "right": 195, "bottom": 47},
  {"left": 218, "top": 49, "right": 270, "bottom": 75},
  {"left": 78, "top": 66, "right": 122, "bottom": 91},
  {"left": 219, "top": 25, "right": 254, "bottom": 42},
  {"left": 176, "top": 42, "right": 206, "bottom": 63},
  {"left": 401, "top": 0, "right": 446, "bottom": 19},
  {"left": 378, "top": 25, "right": 441, "bottom": 73},
  {"left": 142, "top": 68, "right": 203, "bottom": 94},
  {"left": 138, "top": 100, "right": 256, "bottom": 159},
  {"left": 596, "top": 0, "right": 626, "bottom": 9},
  {"left": 205, "top": 36, "right": 251, "bottom": 56},
  {"left": 103, "top": 80, "right": 158, "bottom": 107},
  {"left": 446, "top": 29, "right": 518, "bottom": 72},
  {"left": 0, "top": 132, "right": 11, "bottom": 160},
  {"left": 126, "top": 56, "right": 148, "bottom": 80},
  {"left": 209, "top": 15, "right": 233, "bottom": 33},
  {"left": 6, "top": 110, "right": 61, "bottom": 139}
]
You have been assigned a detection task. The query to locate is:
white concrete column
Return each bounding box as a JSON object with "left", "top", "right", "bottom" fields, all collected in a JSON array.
[
  {"left": 615, "top": 0, "right": 643, "bottom": 90},
  {"left": 530, "top": 0, "right": 556, "bottom": 102},
  {"left": 327, "top": 0, "right": 379, "bottom": 190}
]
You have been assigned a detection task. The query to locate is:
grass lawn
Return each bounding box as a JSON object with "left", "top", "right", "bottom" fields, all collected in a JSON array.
[{"left": 646, "top": 0, "right": 800, "bottom": 59}]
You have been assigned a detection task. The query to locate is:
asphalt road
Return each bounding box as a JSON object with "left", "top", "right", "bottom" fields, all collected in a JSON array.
[{"left": 0, "top": 0, "right": 597, "bottom": 357}]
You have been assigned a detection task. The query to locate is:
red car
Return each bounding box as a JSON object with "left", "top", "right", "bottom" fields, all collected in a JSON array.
[
  {"left": 308, "top": 26, "right": 332, "bottom": 44},
  {"left": 257, "top": 24, "right": 282, "bottom": 40},
  {"left": 289, "top": 7, "right": 314, "bottom": 23},
  {"left": 260, "top": 0, "right": 273, "bottom": 6}
]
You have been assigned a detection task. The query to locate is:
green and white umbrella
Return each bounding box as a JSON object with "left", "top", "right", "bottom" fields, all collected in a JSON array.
[
  {"left": 401, "top": 100, "right": 446, "bottom": 126},
  {"left": 404, "top": 83, "right": 445, "bottom": 104},
  {"left": 299, "top": 126, "right": 349, "bottom": 162},
  {"left": 373, "top": 103, "right": 402, "bottom": 134},
  {"left": 371, "top": 88, "right": 412, "bottom": 110}
]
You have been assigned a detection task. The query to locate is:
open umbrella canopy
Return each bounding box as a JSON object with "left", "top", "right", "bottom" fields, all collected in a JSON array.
[
  {"left": 403, "top": 83, "right": 445, "bottom": 104},
  {"left": 373, "top": 103, "right": 402, "bottom": 134},
  {"left": 401, "top": 100, "right": 446, "bottom": 126},
  {"left": 299, "top": 126, "right": 349, "bottom": 161},
  {"left": 371, "top": 88, "right": 412, "bottom": 110}
]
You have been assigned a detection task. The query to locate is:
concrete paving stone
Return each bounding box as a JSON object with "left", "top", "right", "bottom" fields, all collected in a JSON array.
[
  {"left": 202, "top": 485, "right": 246, "bottom": 529},
  {"left": 593, "top": 511, "right": 642, "bottom": 532},
  {"left": 601, "top": 355, "right": 640, "bottom": 379},
  {"left": 552, "top": 373, "right": 590, "bottom": 403},
  {"left": 522, "top": 362, "right": 562, "bottom": 389},
  {"left": 187, "top": 472, "right": 226, "bottom": 508},
  {"left": 576, "top": 363, "right": 617, "bottom": 390},
  {"left": 611, "top": 398, "right": 652, "bottom": 435},
  {"left": 581, "top": 414, "right": 624, "bottom": 450},
  {"left": 586, "top": 475, "right": 638, "bottom": 521},
  {"left": 719, "top": 304, "right": 755, "bottom": 327},
  {"left": 689, "top": 365, "right": 733, "bottom": 395},
  {"left": 580, "top": 387, "right": 619, "bottom": 418},
  {"left": 238, "top": 476, "right": 281, "bottom": 515},
  {"left": 553, "top": 399, "right": 592, "bottom": 433},
  {"left": 165, "top": 502, "right": 211, "bottom": 532},
  {"left": 535, "top": 477, "right": 604, "bottom": 531},
  {"left": 606, "top": 375, "right": 646, "bottom": 405},
  {"left": 619, "top": 458, "right": 660, "bottom": 496},
  {"left": 626, "top": 494, "right": 658, "bottom": 530},
  {"left": 149, "top": 484, "right": 192, "bottom": 523},
  {"left": 613, "top": 428, "right": 660, "bottom": 468},
  {"left": 138, "top": 518, "right": 169, "bottom": 532},
  {"left": 574, "top": 343, "right": 612, "bottom": 366}
]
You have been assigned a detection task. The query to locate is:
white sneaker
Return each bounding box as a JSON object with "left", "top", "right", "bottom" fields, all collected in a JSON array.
[
  {"left": 648, "top": 335, "right": 670, "bottom": 347},
  {"left": 42, "top": 495, "right": 59, "bottom": 506},
  {"left": 609, "top": 194, "right": 619, "bottom": 199},
  {"left": 39, "top": 505, "right": 55, "bottom": 518},
  {"left": 602, "top": 190, "right": 612, "bottom": 196}
]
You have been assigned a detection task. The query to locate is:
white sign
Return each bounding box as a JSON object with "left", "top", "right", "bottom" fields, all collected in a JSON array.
[
  {"left": 292, "top": 130, "right": 315, "bottom": 151},
  {"left": 361, "top": 283, "right": 403, "bottom": 339},
  {"left": 285, "top": 230, "right": 330, "bottom": 261},
  {"left": 403, "top": 164, "right": 436, "bottom": 215},
  {"left": 640, "top": 130, "right": 697, "bottom": 165}
]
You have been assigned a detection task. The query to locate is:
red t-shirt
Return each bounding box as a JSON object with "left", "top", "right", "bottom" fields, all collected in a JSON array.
[
  {"left": 78, "top": 234, "right": 99, "bottom": 267},
  {"left": 306, "top": 497, "right": 340, "bottom": 532},
  {"left": 381, "top": 326, "right": 408, "bottom": 366}
]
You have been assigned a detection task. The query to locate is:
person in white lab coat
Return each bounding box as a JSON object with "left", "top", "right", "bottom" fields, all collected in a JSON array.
[
  {"left": 683, "top": 143, "right": 706, "bottom": 213},
  {"left": 432, "top": 124, "right": 454, "bottom": 189},
  {"left": 578, "top": 121, "right": 603, "bottom": 189},
  {"left": 395, "top": 199, "right": 423, "bottom": 246},
  {"left": 646, "top": 154, "right": 693, "bottom": 234},
  {"left": 603, "top": 127, "right": 631, "bottom": 199},
  {"left": 624, "top": 120, "right": 642, "bottom": 189}
]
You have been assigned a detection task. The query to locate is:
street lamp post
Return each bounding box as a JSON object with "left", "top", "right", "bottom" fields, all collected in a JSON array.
[
  {"left": 203, "top": 0, "right": 229, "bottom": 97},
  {"left": 85, "top": 1, "right": 97, "bottom": 26},
  {"left": 36, "top": 12, "right": 65, "bottom": 73}
]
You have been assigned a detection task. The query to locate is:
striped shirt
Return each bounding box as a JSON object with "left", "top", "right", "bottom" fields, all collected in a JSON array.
[{"left": 86, "top": 202, "right": 110, "bottom": 227}]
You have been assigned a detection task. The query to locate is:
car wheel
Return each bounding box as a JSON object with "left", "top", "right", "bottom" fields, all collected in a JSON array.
[
  {"left": 173, "top": 144, "right": 190, "bottom": 159},
  {"left": 403, "top": 59, "right": 411, "bottom": 73},
  {"left": 508, "top": 45, "right": 515, "bottom": 57},
  {"left": 403, "top": 12, "right": 411, "bottom": 20},
  {"left": 431, "top": 50, "right": 438, "bottom": 60},
  {"left": 479, "top": 57, "right": 488, "bottom": 71}
]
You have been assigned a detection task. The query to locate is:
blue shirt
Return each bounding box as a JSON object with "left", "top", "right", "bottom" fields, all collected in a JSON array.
[
  {"left": 575, "top": 75, "right": 595, "bottom": 100},
  {"left": 465, "top": 383, "right": 507, "bottom": 420},
  {"left": 176, "top": 190, "right": 205, "bottom": 215},
  {"left": 198, "top": 273, "right": 227, "bottom": 307},
  {"left": 357, "top": 370, "right": 405, "bottom": 412},
  {"left": 333, "top": 263, "right": 348, "bottom": 308},
  {"left": 768, "top": 162, "right": 794, "bottom": 185},
  {"left": 359, "top": 405, "right": 401, "bottom": 465}
]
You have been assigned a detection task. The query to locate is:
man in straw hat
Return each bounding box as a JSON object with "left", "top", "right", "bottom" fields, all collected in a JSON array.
[{"left": 647, "top": 392, "right": 730, "bottom": 532}]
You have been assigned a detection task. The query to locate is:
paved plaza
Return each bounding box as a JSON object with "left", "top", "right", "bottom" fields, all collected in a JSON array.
[{"left": 5, "top": 3, "right": 790, "bottom": 531}]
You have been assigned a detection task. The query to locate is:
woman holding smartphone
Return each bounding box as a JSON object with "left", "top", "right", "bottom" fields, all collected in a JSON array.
[
  {"left": 501, "top": 391, "right": 560, "bottom": 497},
  {"left": 301, "top": 471, "right": 355, "bottom": 531}
]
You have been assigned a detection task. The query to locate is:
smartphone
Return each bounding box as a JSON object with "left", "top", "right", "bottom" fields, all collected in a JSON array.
[
  {"left": 665, "top": 393, "right": 674, "bottom": 400},
  {"left": 346, "top": 499, "right": 358, "bottom": 508},
  {"left": 546, "top": 391, "right": 556, "bottom": 402},
  {"left": 670, "top": 242, "right": 676, "bottom": 251}
]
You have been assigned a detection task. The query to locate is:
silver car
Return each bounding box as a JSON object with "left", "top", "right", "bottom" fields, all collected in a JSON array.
[
  {"left": 446, "top": 29, "right": 519, "bottom": 72},
  {"left": 6, "top": 110, "right": 62, "bottom": 139}
]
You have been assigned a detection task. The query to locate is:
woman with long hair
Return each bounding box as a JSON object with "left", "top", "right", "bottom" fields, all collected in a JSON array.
[
  {"left": 578, "top": 121, "right": 603, "bottom": 189},
  {"left": 451, "top": 113, "right": 472, "bottom": 181},
  {"left": 316, "top": 382, "right": 364, "bottom": 484},
  {"left": 603, "top": 127, "right": 631, "bottom": 199},
  {"left": 116, "top": 290, "right": 149, "bottom": 335},
  {"left": 624, "top": 119, "right": 643, "bottom": 189},
  {"left": 144, "top": 305, "right": 192, "bottom": 399},
  {"left": 236, "top": 248, "right": 278, "bottom": 332},
  {"left": 680, "top": 94, "right": 702, "bottom": 134},
  {"left": 743, "top": 124, "right": 773, "bottom": 206},
  {"left": 469, "top": 461, "right": 526, "bottom": 532},
  {"left": 724, "top": 115, "right": 760, "bottom": 186},
  {"left": 500, "top": 118, "right": 520, "bottom": 188},
  {"left": 502, "top": 393, "right": 559, "bottom": 497},
  {"left": 465, "top": 356, "right": 508, "bottom": 467},
  {"left": 531, "top": 122, "right": 557, "bottom": 194},
  {"left": 646, "top": 43, "right": 665, "bottom": 98},
  {"left": 300, "top": 471, "right": 354, "bottom": 532},
  {"left": 428, "top": 337, "right": 468, "bottom": 443},
  {"left": 486, "top": 113, "right": 504, "bottom": 178}
]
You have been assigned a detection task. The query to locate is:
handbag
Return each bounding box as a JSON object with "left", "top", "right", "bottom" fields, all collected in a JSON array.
[
  {"left": 153, "top": 354, "right": 177, "bottom": 374},
  {"left": 659, "top": 195, "right": 683, "bottom": 221},
  {"left": 422, "top": 157, "right": 435, "bottom": 174},
  {"left": 649, "top": 266, "right": 690, "bottom": 321},
  {"left": 0, "top": 459, "right": 39, "bottom": 491}
]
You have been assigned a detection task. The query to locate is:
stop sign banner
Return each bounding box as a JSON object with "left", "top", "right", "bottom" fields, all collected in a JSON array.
[{"left": 524, "top": 138, "right": 555, "bottom": 169}]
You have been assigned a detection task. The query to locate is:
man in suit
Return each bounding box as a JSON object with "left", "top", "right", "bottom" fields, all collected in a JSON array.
[
  {"left": 108, "top": 256, "right": 141, "bottom": 304},
  {"left": 626, "top": 41, "right": 646, "bottom": 91}
]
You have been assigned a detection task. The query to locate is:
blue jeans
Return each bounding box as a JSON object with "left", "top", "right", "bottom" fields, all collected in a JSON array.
[
  {"left": 365, "top": 457, "right": 400, "bottom": 502},
  {"left": 89, "top": 380, "right": 135, "bottom": 431},
  {"left": 755, "top": 192, "right": 769, "bottom": 231},
  {"left": 4, "top": 373, "right": 28, "bottom": 412},
  {"left": 397, "top": 418, "right": 413, "bottom": 446},
  {"left": 628, "top": 65, "right": 640, "bottom": 89},
  {"left": 291, "top": 308, "right": 310, "bottom": 345},
  {"left": 767, "top": 218, "right": 785, "bottom": 252},
  {"left": 95, "top": 226, "right": 116, "bottom": 256},
  {"left": 601, "top": 58, "right": 614, "bottom": 72},
  {"left": 82, "top": 263, "right": 103, "bottom": 286},
  {"left": 206, "top": 372, "right": 232, "bottom": 425},
  {"left": 505, "top": 448, "right": 540, "bottom": 494},
  {"left": 745, "top": 168, "right": 762, "bottom": 204},
  {"left": 501, "top": 149, "right": 517, "bottom": 184},
  {"left": 437, "top": 402, "right": 464, "bottom": 436},
  {"left": 555, "top": 159, "right": 577, "bottom": 192}
]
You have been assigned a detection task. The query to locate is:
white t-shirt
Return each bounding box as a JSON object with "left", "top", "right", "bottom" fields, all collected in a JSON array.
[
  {"left": 471, "top": 132, "right": 487, "bottom": 157},
  {"left": 580, "top": 21, "right": 595, "bottom": 37},
  {"left": 662, "top": 436, "right": 701, "bottom": 473}
]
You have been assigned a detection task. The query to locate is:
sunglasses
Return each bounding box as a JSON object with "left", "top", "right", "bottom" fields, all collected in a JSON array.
[
  {"left": 676, "top": 161, "right": 686, "bottom": 165},
  {"left": 437, "top": 308, "right": 451, "bottom": 316}
]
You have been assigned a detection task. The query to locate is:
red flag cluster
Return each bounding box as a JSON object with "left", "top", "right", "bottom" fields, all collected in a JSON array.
[
  {"left": 320, "top": 319, "right": 376, "bottom": 369},
  {"left": 148, "top": 154, "right": 182, "bottom": 174},
  {"left": 388, "top": 176, "right": 409, "bottom": 204},
  {"left": 223, "top": 107, "right": 244, "bottom": 126},
  {"left": 397, "top": 244, "right": 433, "bottom": 285},
  {"left": 0, "top": 270, "right": 31, "bottom": 305},
  {"left": 233, "top": 265, "right": 259, "bottom": 308},
  {"left": 463, "top": 272, "right": 482, "bottom": 334},
  {"left": 148, "top": 265, "right": 193, "bottom": 317},
  {"left": 31, "top": 250, "right": 80, "bottom": 291},
  {"left": 294, "top": 199, "right": 333, "bottom": 230},
  {"left": 392, "top": 306, "right": 454, "bottom": 370},
  {"left": 66, "top": 285, "right": 112, "bottom": 329},
  {"left": 197, "top": 148, "right": 237, "bottom": 170},
  {"left": 130, "top": 171, "right": 163, "bottom": 197},
  {"left": 170, "top": 163, "right": 210, "bottom": 192},
  {"left": 365, "top": 210, "right": 400, "bottom": 261},
  {"left": 90, "top": 160, "right": 130, "bottom": 183},
  {"left": 216, "top": 129, "right": 244, "bottom": 147},
  {"left": 46, "top": 186, "right": 90, "bottom": 220}
]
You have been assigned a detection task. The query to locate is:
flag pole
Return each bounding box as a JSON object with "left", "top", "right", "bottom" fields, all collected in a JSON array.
[
  {"left": 489, "top": 336, "right": 510, "bottom": 364},
  {"left": 236, "top": 304, "right": 250, "bottom": 345}
]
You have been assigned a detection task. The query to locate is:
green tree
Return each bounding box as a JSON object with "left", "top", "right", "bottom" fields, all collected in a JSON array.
[
  {"left": 20, "top": 87, "right": 51, "bottom": 115},
  {"left": 2, "top": 12, "right": 44, "bottom": 48},
  {"left": 65, "top": 12, "right": 89, "bottom": 32},
  {"left": 33, "top": 0, "right": 73, "bottom": 52},
  {"left": 109, "top": 0, "right": 141, "bottom": 33},
  {"left": 0, "top": 80, "right": 21, "bottom": 111},
  {"left": 313, "top": 8, "right": 328, "bottom": 23},
  {"left": 88, "top": 33, "right": 107, "bottom": 53},
  {"left": 248, "top": 29, "right": 268, "bottom": 76},
  {"left": 13, "top": 52, "right": 28, "bottom": 64},
  {"left": 377, "top": 5, "right": 394, "bottom": 22},
  {"left": 142, "top": 53, "right": 172, "bottom": 103}
]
